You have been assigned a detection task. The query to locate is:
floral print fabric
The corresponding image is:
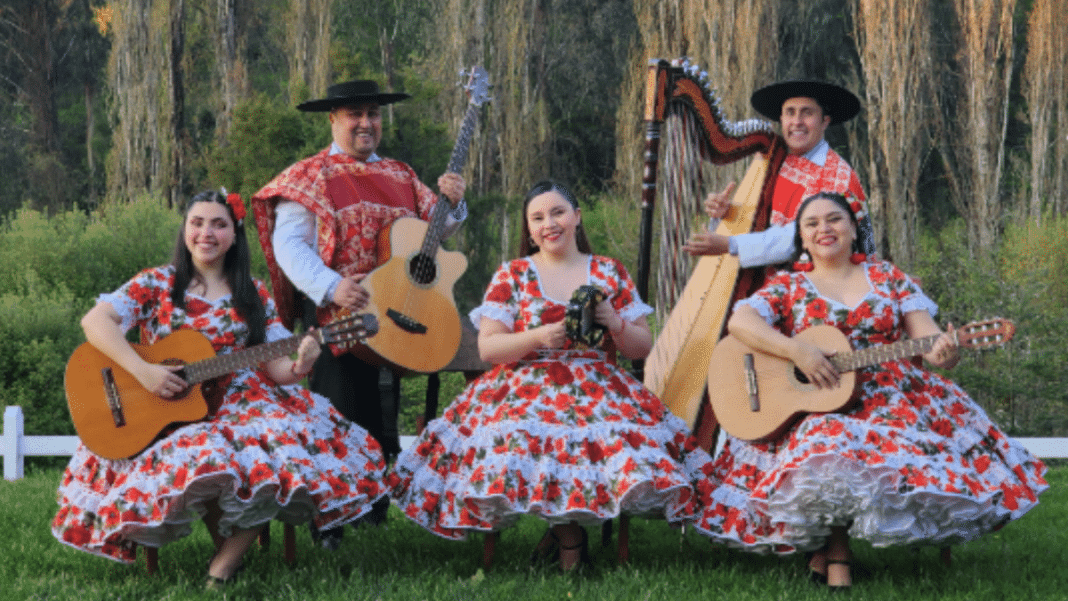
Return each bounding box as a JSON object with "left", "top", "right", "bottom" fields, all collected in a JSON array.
[
  {"left": 52, "top": 266, "right": 389, "bottom": 563},
  {"left": 693, "top": 260, "right": 1048, "bottom": 553},
  {"left": 390, "top": 256, "right": 717, "bottom": 539}
]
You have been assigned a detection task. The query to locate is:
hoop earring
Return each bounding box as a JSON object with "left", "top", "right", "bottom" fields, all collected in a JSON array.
[{"left": 793, "top": 252, "right": 814, "bottom": 272}]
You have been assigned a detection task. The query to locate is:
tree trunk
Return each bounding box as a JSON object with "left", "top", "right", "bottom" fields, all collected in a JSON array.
[
  {"left": 287, "top": 0, "right": 334, "bottom": 103},
  {"left": 936, "top": 0, "right": 1018, "bottom": 255},
  {"left": 854, "top": 0, "right": 933, "bottom": 267}
]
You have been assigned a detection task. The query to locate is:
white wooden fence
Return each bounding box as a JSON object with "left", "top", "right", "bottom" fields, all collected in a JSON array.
[{"left": 3, "top": 405, "right": 1066, "bottom": 480}]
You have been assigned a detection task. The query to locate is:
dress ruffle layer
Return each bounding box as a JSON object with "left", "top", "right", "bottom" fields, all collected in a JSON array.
[
  {"left": 692, "top": 263, "right": 1047, "bottom": 554},
  {"left": 391, "top": 351, "right": 715, "bottom": 540},
  {"left": 53, "top": 375, "right": 389, "bottom": 563}
]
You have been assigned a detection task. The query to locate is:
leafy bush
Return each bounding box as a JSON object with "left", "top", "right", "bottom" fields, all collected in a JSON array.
[
  {"left": 913, "top": 218, "right": 1068, "bottom": 436},
  {"left": 0, "top": 201, "right": 182, "bottom": 435}
]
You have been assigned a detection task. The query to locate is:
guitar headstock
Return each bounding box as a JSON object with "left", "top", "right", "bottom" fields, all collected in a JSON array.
[
  {"left": 321, "top": 313, "right": 380, "bottom": 346},
  {"left": 460, "top": 65, "right": 492, "bottom": 107},
  {"left": 957, "top": 318, "right": 1015, "bottom": 350}
]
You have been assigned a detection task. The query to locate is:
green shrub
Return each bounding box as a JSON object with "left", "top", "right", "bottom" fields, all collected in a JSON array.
[
  {"left": 913, "top": 218, "right": 1068, "bottom": 436},
  {"left": 0, "top": 272, "right": 87, "bottom": 435}
]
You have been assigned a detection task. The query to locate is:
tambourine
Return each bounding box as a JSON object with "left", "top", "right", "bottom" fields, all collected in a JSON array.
[{"left": 564, "top": 285, "right": 607, "bottom": 348}]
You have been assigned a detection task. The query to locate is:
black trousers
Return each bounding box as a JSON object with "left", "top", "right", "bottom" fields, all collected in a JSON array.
[{"left": 301, "top": 296, "right": 401, "bottom": 459}]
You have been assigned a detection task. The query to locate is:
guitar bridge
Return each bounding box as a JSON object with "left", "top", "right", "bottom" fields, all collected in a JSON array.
[
  {"left": 102, "top": 367, "right": 126, "bottom": 428},
  {"left": 386, "top": 308, "right": 428, "bottom": 334},
  {"left": 743, "top": 354, "right": 760, "bottom": 412}
]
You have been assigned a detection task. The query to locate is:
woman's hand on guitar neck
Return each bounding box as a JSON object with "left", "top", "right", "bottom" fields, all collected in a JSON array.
[
  {"left": 789, "top": 340, "right": 840, "bottom": 390},
  {"left": 923, "top": 323, "right": 960, "bottom": 370},
  {"left": 136, "top": 362, "right": 189, "bottom": 399}
]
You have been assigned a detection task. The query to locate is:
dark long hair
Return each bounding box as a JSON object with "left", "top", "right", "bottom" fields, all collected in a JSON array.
[
  {"left": 790, "top": 191, "right": 877, "bottom": 264},
  {"left": 518, "top": 179, "right": 593, "bottom": 257},
  {"left": 171, "top": 190, "right": 266, "bottom": 346}
]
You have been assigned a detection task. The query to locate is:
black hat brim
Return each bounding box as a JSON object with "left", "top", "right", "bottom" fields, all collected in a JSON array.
[
  {"left": 296, "top": 92, "right": 410, "bottom": 112},
  {"left": 750, "top": 80, "right": 860, "bottom": 125}
]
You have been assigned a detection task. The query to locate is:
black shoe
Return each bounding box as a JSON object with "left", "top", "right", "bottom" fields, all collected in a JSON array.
[{"left": 309, "top": 522, "right": 344, "bottom": 551}]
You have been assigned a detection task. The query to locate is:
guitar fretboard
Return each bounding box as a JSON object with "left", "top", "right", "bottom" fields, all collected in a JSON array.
[
  {"left": 829, "top": 333, "right": 944, "bottom": 373},
  {"left": 183, "top": 335, "right": 305, "bottom": 384},
  {"left": 420, "top": 81, "right": 483, "bottom": 259}
]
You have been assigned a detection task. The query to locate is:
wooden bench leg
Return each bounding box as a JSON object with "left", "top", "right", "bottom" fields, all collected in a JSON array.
[
  {"left": 145, "top": 545, "right": 158, "bottom": 575},
  {"left": 482, "top": 531, "right": 499, "bottom": 571},
  {"left": 258, "top": 523, "right": 270, "bottom": 548},
  {"left": 284, "top": 523, "right": 296, "bottom": 564},
  {"left": 618, "top": 515, "right": 630, "bottom": 564},
  {"left": 940, "top": 546, "right": 952, "bottom": 567}
]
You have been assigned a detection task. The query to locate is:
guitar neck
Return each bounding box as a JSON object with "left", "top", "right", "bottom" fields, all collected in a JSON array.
[
  {"left": 830, "top": 332, "right": 947, "bottom": 373},
  {"left": 420, "top": 100, "right": 480, "bottom": 257},
  {"left": 182, "top": 334, "right": 308, "bottom": 384}
]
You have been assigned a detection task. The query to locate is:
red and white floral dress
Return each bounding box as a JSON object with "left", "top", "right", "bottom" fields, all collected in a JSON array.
[
  {"left": 390, "top": 255, "right": 716, "bottom": 539},
  {"left": 52, "top": 266, "right": 389, "bottom": 563},
  {"left": 693, "top": 261, "right": 1048, "bottom": 553}
]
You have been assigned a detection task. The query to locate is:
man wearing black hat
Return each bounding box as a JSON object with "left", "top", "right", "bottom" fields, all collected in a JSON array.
[
  {"left": 684, "top": 80, "right": 874, "bottom": 264},
  {"left": 251, "top": 80, "right": 466, "bottom": 545}
]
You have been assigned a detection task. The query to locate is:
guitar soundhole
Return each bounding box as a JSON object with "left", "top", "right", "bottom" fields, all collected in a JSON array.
[
  {"left": 408, "top": 253, "right": 437, "bottom": 285},
  {"left": 793, "top": 366, "right": 811, "bottom": 385}
]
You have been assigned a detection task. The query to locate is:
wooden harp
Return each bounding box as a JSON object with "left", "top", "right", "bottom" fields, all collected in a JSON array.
[{"left": 636, "top": 58, "right": 788, "bottom": 439}]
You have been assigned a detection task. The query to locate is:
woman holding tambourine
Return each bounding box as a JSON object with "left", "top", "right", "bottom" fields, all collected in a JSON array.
[{"left": 390, "top": 180, "right": 716, "bottom": 571}]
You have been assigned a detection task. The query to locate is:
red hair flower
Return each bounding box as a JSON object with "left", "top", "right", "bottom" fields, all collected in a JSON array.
[{"left": 227, "top": 192, "right": 246, "bottom": 223}]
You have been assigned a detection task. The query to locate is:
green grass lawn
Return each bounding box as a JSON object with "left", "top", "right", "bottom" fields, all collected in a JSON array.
[{"left": 2, "top": 465, "right": 1064, "bottom": 601}]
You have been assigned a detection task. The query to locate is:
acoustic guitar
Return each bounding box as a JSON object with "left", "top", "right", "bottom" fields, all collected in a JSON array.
[
  {"left": 707, "top": 319, "right": 1015, "bottom": 442},
  {"left": 329, "top": 66, "right": 492, "bottom": 373},
  {"left": 64, "top": 314, "right": 377, "bottom": 460}
]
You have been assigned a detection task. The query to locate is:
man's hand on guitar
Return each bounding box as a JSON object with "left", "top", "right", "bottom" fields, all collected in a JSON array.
[
  {"left": 789, "top": 341, "right": 840, "bottom": 389},
  {"left": 437, "top": 173, "right": 466, "bottom": 207},
  {"left": 137, "top": 362, "right": 188, "bottom": 399},
  {"left": 332, "top": 277, "right": 369, "bottom": 311}
]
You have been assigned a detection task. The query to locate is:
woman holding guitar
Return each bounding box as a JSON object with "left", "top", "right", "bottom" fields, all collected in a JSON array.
[
  {"left": 390, "top": 180, "right": 716, "bottom": 571},
  {"left": 52, "top": 190, "right": 390, "bottom": 589},
  {"left": 692, "top": 192, "right": 1048, "bottom": 589}
]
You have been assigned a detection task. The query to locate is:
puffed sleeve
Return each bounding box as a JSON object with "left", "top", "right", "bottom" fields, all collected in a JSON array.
[
  {"left": 95, "top": 267, "right": 173, "bottom": 334},
  {"left": 468, "top": 261, "right": 521, "bottom": 330},
  {"left": 878, "top": 261, "right": 938, "bottom": 317},
  {"left": 732, "top": 270, "right": 795, "bottom": 327},
  {"left": 256, "top": 279, "right": 293, "bottom": 343},
  {"left": 592, "top": 256, "right": 653, "bottom": 323}
]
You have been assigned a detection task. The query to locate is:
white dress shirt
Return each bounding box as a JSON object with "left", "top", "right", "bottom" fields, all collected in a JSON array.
[{"left": 725, "top": 139, "right": 830, "bottom": 268}]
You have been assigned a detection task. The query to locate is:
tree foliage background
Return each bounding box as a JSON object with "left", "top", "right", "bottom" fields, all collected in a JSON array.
[{"left": 0, "top": 0, "right": 1065, "bottom": 437}]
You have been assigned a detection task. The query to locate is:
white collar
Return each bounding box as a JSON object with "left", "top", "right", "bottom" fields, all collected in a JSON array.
[
  {"left": 800, "top": 139, "right": 830, "bottom": 166},
  {"left": 329, "top": 142, "right": 380, "bottom": 163}
]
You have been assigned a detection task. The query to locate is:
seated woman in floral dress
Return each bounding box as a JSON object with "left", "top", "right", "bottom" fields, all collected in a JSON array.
[
  {"left": 52, "top": 190, "right": 390, "bottom": 588},
  {"left": 692, "top": 191, "right": 1048, "bottom": 589},
  {"left": 390, "top": 180, "right": 716, "bottom": 571}
]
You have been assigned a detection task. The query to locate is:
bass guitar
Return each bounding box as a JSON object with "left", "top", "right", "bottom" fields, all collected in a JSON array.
[
  {"left": 64, "top": 314, "right": 377, "bottom": 460},
  {"left": 345, "top": 65, "right": 492, "bottom": 373},
  {"left": 707, "top": 319, "right": 1015, "bottom": 442}
]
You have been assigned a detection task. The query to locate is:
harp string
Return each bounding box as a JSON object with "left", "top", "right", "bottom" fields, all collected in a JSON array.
[{"left": 655, "top": 102, "right": 715, "bottom": 326}]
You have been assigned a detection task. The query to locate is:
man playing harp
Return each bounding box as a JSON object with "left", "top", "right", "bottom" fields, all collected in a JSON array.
[{"left": 683, "top": 80, "right": 874, "bottom": 265}]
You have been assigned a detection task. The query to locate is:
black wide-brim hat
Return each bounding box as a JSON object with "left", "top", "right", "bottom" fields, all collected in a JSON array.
[
  {"left": 750, "top": 80, "right": 860, "bottom": 125},
  {"left": 296, "top": 80, "right": 410, "bottom": 112}
]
